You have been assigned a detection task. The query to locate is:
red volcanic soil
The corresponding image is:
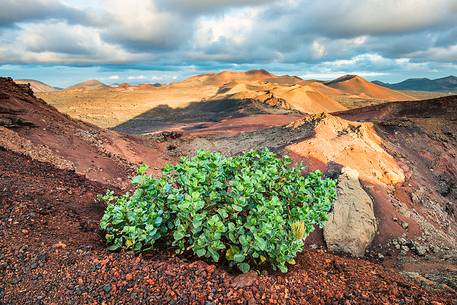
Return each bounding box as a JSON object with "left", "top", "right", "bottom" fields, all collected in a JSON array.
[
  {"left": 333, "top": 96, "right": 457, "bottom": 287},
  {"left": 0, "top": 77, "right": 173, "bottom": 186},
  {"left": 179, "top": 114, "right": 303, "bottom": 136},
  {"left": 0, "top": 149, "right": 452, "bottom": 304},
  {"left": 336, "top": 95, "right": 457, "bottom": 121}
]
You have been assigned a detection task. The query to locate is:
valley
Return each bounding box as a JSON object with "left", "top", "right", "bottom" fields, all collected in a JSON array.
[{"left": 1, "top": 74, "right": 456, "bottom": 303}]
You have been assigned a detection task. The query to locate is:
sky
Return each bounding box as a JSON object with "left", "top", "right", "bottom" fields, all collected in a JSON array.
[{"left": 1, "top": 0, "right": 457, "bottom": 87}]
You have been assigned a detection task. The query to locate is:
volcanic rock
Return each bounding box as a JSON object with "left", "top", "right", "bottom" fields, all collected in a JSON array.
[{"left": 324, "top": 167, "right": 378, "bottom": 257}]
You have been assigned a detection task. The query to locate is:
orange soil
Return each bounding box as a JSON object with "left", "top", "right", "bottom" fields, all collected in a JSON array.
[
  {"left": 326, "top": 75, "right": 415, "bottom": 100},
  {"left": 285, "top": 113, "right": 405, "bottom": 185}
]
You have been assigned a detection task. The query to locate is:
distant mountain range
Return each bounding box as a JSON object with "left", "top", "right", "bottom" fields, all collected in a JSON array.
[{"left": 373, "top": 76, "right": 457, "bottom": 92}]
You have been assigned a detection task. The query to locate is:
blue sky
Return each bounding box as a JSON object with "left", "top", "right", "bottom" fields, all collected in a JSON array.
[{"left": 1, "top": 0, "right": 457, "bottom": 87}]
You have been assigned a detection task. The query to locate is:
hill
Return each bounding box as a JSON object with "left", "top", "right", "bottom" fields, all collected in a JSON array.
[
  {"left": 210, "top": 80, "right": 347, "bottom": 114},
  {"left": 0, "top": 77, "right": 171, "bottom": 186},
  {"left": 65, "top": 79, "right": 110, "bottom": 91},
  {"left": 374, "top": 76, "right": 457, "bottom": 92},
  {"left": 14, "top": 79, "right": 59, "bottom": 93},
  {"left": 39, "top": 70, "right": 349, "bottom": 131},
  {"left": 180, "top": 69, "right": 274, "bottom": 86},
  {"left": 325, "top": 75, "right": 414, "bottom": 100}
]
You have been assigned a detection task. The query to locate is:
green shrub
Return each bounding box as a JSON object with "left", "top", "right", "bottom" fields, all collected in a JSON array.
[{"left": 99, "top": 149, "right": 336, "bottom": 273}]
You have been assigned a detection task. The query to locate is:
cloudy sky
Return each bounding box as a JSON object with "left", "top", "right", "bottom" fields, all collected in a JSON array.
[{"left": 1, "top": 0, "right": 457, "bottom": 87}]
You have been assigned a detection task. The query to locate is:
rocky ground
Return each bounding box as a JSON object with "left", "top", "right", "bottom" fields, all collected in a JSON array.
[
  {"left": 1, "top": 149, "right": 453, "bottom": 304},
  {"left": 1, "top": 78, "right": 456, "bottom": 303}
]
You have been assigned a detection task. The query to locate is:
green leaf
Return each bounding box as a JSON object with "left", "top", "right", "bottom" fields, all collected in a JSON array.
[
  {"left": 137, "top": 163, "right": 148, "bottom": 175},
  {"left": 233, "top": 253, "right": 245, "bottom": 263},
  {"left": 232, "top": 205, "right": 242, "bottom": 212},
  {"left": 195, "top": 248, "right": 206, "bottom": 257},
  {"left": 173, "top": 231, "right": 185, "bottom": 241},
  {"left": 238, "top": 262, "right": 250, "bottom": 273},
  {"left": 131, "top": 175, "right": 142, "bottom": 185},
  {"left": 107, "top": 238, "right": 123, "bottom": 251}
]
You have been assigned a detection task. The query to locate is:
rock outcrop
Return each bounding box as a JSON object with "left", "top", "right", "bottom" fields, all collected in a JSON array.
[
  {"left": 324, "top": 167, "right": 377, "bottom": 257},
  {"left": 286, "top": 113, "right": 405, "bottom": 185}
]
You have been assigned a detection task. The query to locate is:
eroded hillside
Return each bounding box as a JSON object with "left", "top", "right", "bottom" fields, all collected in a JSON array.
[{"left": 1, "top": 77, "right": 454, "bottom": 304}]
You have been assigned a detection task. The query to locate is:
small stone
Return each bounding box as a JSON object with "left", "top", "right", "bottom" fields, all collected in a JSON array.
[
  {"left": 231, "top": 271, "right": 258, "bottom": 288},
  {"left": 401, "top": 222, "right": 409, "bottom": 230},
  {"left": 103, "top": 284, "right": 111, "bottom": 293},
  {"left": 21, "top": 229, "right": 29, "bottom": 234},
  {"left": 377, "top": 253, "right": 384, "bottom": 260},
  {"left": 414, "top": 245, "right": 428, "bottom": 256},
  {"left": 430, "top": 245, "right": 440, "bottom": 253},
  {"left": 37, "top": 253, "right": 48, "bottom": 261},
  {"left": 52, "top": 241, "right": 67, "bottom": 249}
]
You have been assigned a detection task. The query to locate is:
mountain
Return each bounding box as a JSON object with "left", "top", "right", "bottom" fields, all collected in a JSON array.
[
  {"left": 65, "top": 79, "right": 110, "bottom": 91},
  {"left": 180, "top": 69, "right": 275, "bottom": 86},
  {"left": 373, "top": 76, "right": 457, "bottom": 92},
  {"left": 325, "top": 75, "right": 414, "bottom": 100},
  {"left": 14, "top": 79, "right": 59, "bottom": 93},
  {"left": 215, "top": 81, "right": 347, "bottom": 113}
]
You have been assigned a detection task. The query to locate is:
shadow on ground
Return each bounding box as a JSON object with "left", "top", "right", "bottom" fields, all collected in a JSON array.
[{"left": 111, "top": 98, "right": 294, "bottom": 134}]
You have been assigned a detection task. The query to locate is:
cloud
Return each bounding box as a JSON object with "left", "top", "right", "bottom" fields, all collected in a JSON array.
[
  {"left": 407, "top": 44, "right": 457, "bottom": 62},
  {"left": 0, "top": 0, "right": 98, "bottom": 28},
  {"left": 281, "top": 0, "right": 457, "bottom": 37},
  {"left": 101, "top": 0, "right": 187, "bottom": 51},
  {"left": 156, "top": 0, "right": 277, "bottom": 15},
  {"left": 0, "top": 0, "right": 456, "bottom": 84},
  {"left": 0, "top": 21, "right": 148, "bottom": 64}
]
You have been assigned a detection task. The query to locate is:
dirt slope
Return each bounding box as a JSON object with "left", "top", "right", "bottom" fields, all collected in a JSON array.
[
  {"left": 285, "top": 113, "right": 405, "bottom": 185},
  {"left": 14, "top": 79, "right": 59, "bottom": 93},
  {"left": 211, "top": 81, "right": 347, "bottom": 114},
  {"left": 0, "top": 149, "right": 452, "bottom": 304},
  {"left": 0, "top": 77, "right": 173, "bottom": 187},
  {"left": 326, "top": 75, "right": 415, "bottom": 100}
]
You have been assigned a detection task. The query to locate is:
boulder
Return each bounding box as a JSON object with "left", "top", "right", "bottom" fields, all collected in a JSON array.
[{"left": 324, "top": 167, "right": 377, "bottom": 257}]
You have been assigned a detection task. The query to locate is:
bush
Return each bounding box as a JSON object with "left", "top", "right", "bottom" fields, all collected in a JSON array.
[{"left": 99, "top": 149, "right": 337, "bottom": 273}]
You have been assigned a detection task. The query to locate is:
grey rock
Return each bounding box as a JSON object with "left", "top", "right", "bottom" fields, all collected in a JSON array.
[
  {"left": 401, "top": 221, "right": 409, "bottom": 230},
  {"left": 324, "top": 167, "right": 377, "bottom": 257},
  {"left": 414, "top": 244, "right": 428, "bottom": 256}
]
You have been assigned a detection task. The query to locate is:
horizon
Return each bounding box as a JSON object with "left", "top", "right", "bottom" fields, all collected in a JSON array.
[
  {"left": 10, "top": 69, "right": 457, "bottom": 89},
  {"left": 1, "top": 0, "right": 457, "bottom": 87}
]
